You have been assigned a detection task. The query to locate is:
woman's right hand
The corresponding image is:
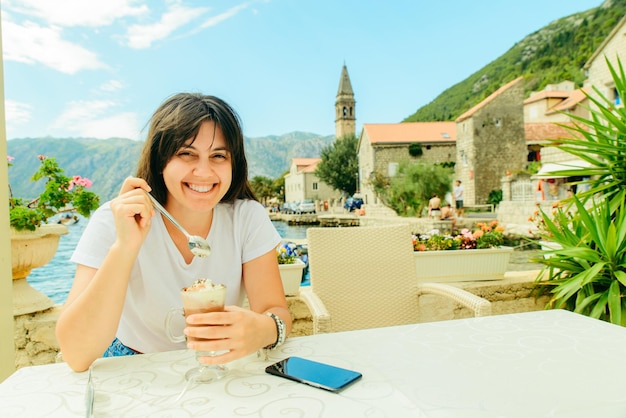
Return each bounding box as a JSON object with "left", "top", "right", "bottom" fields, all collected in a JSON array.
[{"left": 109, "top": 177, "right": 155, "bottom": 249}]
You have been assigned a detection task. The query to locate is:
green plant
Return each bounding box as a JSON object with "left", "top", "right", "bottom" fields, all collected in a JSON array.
[
  {"left": 486, "top": 189, "right": 503, "bottom": 207},
  {"left": 532, "top": 57, "right": 626, "bottom": 324},
  {"left": 8, "top": 155, "right": 100, "bottom": 231},
  {"left": 412, "top": 221, "right": 504, "bottom": 251},
  {"left": 532, "top": 198, "right": 626, "bottom": 325},
  {"left": 408, "top": 143, "right": 423, "bottom": 157}
]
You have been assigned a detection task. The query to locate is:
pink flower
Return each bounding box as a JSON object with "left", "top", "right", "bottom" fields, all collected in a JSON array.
[
  {"left": 68, "top": 175, "right": 93, "bottom": 190},
  {"left": 7, "top": 155, "right": 14, "bottom": 162}
]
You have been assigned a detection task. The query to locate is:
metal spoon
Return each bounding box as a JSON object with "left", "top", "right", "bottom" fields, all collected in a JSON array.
[{"left": 145, "top": 191, "right": 211, "bottom": 258}]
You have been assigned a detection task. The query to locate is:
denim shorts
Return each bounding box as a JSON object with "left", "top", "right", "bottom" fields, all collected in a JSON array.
[{"left": 103, "top": 337, "right": 141, "bottom": 357}]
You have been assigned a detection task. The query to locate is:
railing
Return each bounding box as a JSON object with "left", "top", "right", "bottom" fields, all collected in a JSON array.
[{"left": 511, "top": 180, "right": 534, "bottom": 201}]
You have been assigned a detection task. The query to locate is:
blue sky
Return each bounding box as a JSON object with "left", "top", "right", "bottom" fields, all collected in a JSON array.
[{"left": 1, "top": 0, "right": 603, "bottom": 141}]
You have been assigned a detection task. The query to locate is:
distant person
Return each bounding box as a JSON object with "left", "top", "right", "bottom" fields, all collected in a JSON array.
[
  {"left": 428, "top": 194, "right": 441, "bottom": 218},
  {"left": 56, "top": 93, "right": 291, "bottom": 372},
  {"left": 454, "top": 180, "right": 464, "bottom": 218},
  {"left": 440, "top": 203, "right": 456, "bottom": 229},
  {"left": 536, "top": 179, "right": 545, "bottom": 201}
]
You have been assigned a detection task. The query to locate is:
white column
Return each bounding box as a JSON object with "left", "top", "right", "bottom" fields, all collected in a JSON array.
[{"left": 0, "top": 7, "right": 17, "bottom": 381}]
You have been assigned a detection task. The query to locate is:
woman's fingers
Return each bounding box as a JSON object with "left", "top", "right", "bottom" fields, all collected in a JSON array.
[{"left": 119, "top": 176, "right": 152, "bottom": 195}]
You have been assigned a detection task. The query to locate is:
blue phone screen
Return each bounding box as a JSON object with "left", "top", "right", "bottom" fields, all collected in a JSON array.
[{"left": 266, "top": 356, "right": 362, "bottom": 392}]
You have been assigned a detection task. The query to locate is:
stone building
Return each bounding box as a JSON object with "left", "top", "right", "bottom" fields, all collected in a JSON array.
[
  {"left": 523, "top": 80, "right": 589, "bottom": 164},
  {"left": 455, "top": 77, "right": 527, "bottom": 206},
  {"left": 283, "top": 158, "right": 336, "bottom": 204},
  {"left": 584, "top": 14, "right": 626, "bottom": 107},
  {"left": 356, "top": 122, "right": 456, "bottom": 207}
]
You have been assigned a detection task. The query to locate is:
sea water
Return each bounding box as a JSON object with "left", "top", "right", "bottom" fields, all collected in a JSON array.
[{"left": 28, "top": 219, "right": 309, "bottom": 305}]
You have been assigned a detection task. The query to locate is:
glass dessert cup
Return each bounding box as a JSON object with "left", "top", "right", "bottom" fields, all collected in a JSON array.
[{"left": 165, "top": 279, "right": 228, "bottom": 383}]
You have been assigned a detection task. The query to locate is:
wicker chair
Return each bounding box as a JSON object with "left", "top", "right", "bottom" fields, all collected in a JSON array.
[{"left": 299, "top": 224, "right": 492, "bottom": 334}]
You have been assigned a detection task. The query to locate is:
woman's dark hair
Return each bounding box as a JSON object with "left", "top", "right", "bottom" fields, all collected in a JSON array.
[{"left": 136, "top": 93, "right": 257, "bottom": 204}]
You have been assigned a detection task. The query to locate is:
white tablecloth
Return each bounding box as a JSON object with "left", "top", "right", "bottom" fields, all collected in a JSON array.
[{"left": 2, "top": 309, "right": 626, "bottom": 417}]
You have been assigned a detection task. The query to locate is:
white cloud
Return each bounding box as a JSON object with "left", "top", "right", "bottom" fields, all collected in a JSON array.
[
  {"left": 200, "top": 3, "right": 249, "bottom": 29},
  {"left": 2, "top": 19, "right": 106, "bottom": 74},
  {"left": 5, "top": 100, "right": 33, "bottom": 125},
  {"left": 125, "top": 3, "right": 209, "bottom": 49},
  {"left": 5, "top": 0, "right": 148, "bottom": 27},
  {"left": 99, "top": 80, "right": 124, "bottom": 92},
  {"left": 51, "top": 100, "right": 141, "bottom": 140}
]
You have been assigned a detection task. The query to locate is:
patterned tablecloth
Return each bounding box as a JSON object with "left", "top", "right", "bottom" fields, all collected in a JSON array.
[{"left": 2, "top": 309, "right": 626, "bottom": 417}]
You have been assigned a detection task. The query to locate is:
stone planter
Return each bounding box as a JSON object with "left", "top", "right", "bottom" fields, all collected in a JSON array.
[
  {"left": 279, "top": 259, "right": 306, "bottom": 296},
  {"left": 11, "top": 224, "right": 68, "bottom": 315},
  {"left": 414, "top": 246, "right": 513, "bottom": 283}
]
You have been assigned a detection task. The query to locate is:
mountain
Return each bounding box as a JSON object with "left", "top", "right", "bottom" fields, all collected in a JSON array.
[
  {"left": 404, "top": 0, "right": 626, "bottom": 122},
  {"left": 10, "top": 1, "right": 622, "bottom": 204},
  {"left": 7, "top": 132, "right": 333, "bottom": 203}
]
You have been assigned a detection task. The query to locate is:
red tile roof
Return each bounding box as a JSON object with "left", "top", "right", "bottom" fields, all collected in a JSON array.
[
  {"left": 292, "top": 158, "right": 321, "bottom": 172},
  {"left": 524, "top": 122, "right": 579, "bottom": 142},
  {"left": 456, "top": 77, "right": 524, "bottom": 122},
  {"left": 523, "top": 90, "right": 571, "bottom": 105},
  {"left": 546, "top": 88, "right": 589, "bottom": 114},
  {"left": 362, "top": 122, "right": 456, "bottom": 145}
]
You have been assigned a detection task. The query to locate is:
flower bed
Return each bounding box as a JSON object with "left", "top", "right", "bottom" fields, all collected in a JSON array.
[{"left": 412, "top": 220, "right": 512, "bottom": 282}]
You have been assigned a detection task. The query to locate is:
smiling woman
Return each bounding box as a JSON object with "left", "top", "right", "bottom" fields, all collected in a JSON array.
[{"left": 55, "top": 93, "right": 292, "bottom": 373}]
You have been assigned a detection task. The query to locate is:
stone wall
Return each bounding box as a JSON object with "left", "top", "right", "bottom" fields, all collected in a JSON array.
[
  {"left": 456, "top": 79, "right": 527, "bottom": 205},
  {"left": 373, "top": 144, "right": 455, "bottom": 175},
  {"left": 14, "top": 306, "right": 60, "bottom": 368}
]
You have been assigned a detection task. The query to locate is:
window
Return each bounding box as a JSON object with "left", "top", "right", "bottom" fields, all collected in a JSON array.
[
  {"left": 388, "top": 162, "right": 399, "bottom": 177},
  {"left": 461, "top": 150, "right": 468, "bottom": 167},
  {"left": 312, "top": 182, "right": 318, "bottom": 190}
]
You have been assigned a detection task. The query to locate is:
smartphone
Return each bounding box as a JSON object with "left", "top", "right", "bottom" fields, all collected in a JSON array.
[{"left": 265, "top": 356, "right": 362, "bottom": 393}]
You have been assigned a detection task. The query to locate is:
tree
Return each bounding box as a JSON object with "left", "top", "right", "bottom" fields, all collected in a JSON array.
[
  {"left": 315, "top": 135, "right": 358, "bottom": 196},
  {"left": 250, "top": 175, "right": 275, "bottom": 205},
  {"left": 371, "top": 162, "right": 453, "bottom": 217}
]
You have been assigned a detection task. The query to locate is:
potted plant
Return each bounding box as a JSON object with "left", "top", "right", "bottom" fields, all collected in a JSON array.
[
  {"left": 8, "top": 155, "right": 99, "bottom": 315},
  {"left": 412, "top": 221, "right": 513, "bottom": 282},
  {"left": 276, "top": 243, "right": 305, "bottom": 296},
  {"left": 531, "top": 58, "right": 626, "bottom": 325}
]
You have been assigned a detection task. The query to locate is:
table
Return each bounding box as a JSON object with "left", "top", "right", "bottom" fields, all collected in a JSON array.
[{"left": 2, "top": 309, "right": 626, "bottom": 417}]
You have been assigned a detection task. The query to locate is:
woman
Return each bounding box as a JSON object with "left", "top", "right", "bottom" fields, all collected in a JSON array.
[{"left": 56, "top": 93, "right": 291, "bottom": 372}]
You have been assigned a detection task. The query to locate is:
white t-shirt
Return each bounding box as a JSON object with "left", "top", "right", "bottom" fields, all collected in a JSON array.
[
  {"left": 71, "top": 199, "right": 281, "bottom": 353},
  {"left": 454, "top": 185, "right": 464, "bottom": 201}
]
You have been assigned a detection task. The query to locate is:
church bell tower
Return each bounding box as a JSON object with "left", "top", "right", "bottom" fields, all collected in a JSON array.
[{"left": 335, "top": 64, "right": 356, "bottom": 139}]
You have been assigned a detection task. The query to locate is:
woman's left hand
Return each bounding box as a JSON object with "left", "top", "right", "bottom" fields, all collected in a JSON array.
[{"left": 184, "top": 306, "right": 276, "bottom": 364}]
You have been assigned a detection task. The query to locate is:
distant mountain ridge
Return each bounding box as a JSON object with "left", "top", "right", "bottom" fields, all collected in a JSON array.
[
  {"left": 7, "top": 133, "right": 333, "bottom": 203},
  {"left": 405, "top": 0, "right": 626, "bottom": 122}
]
